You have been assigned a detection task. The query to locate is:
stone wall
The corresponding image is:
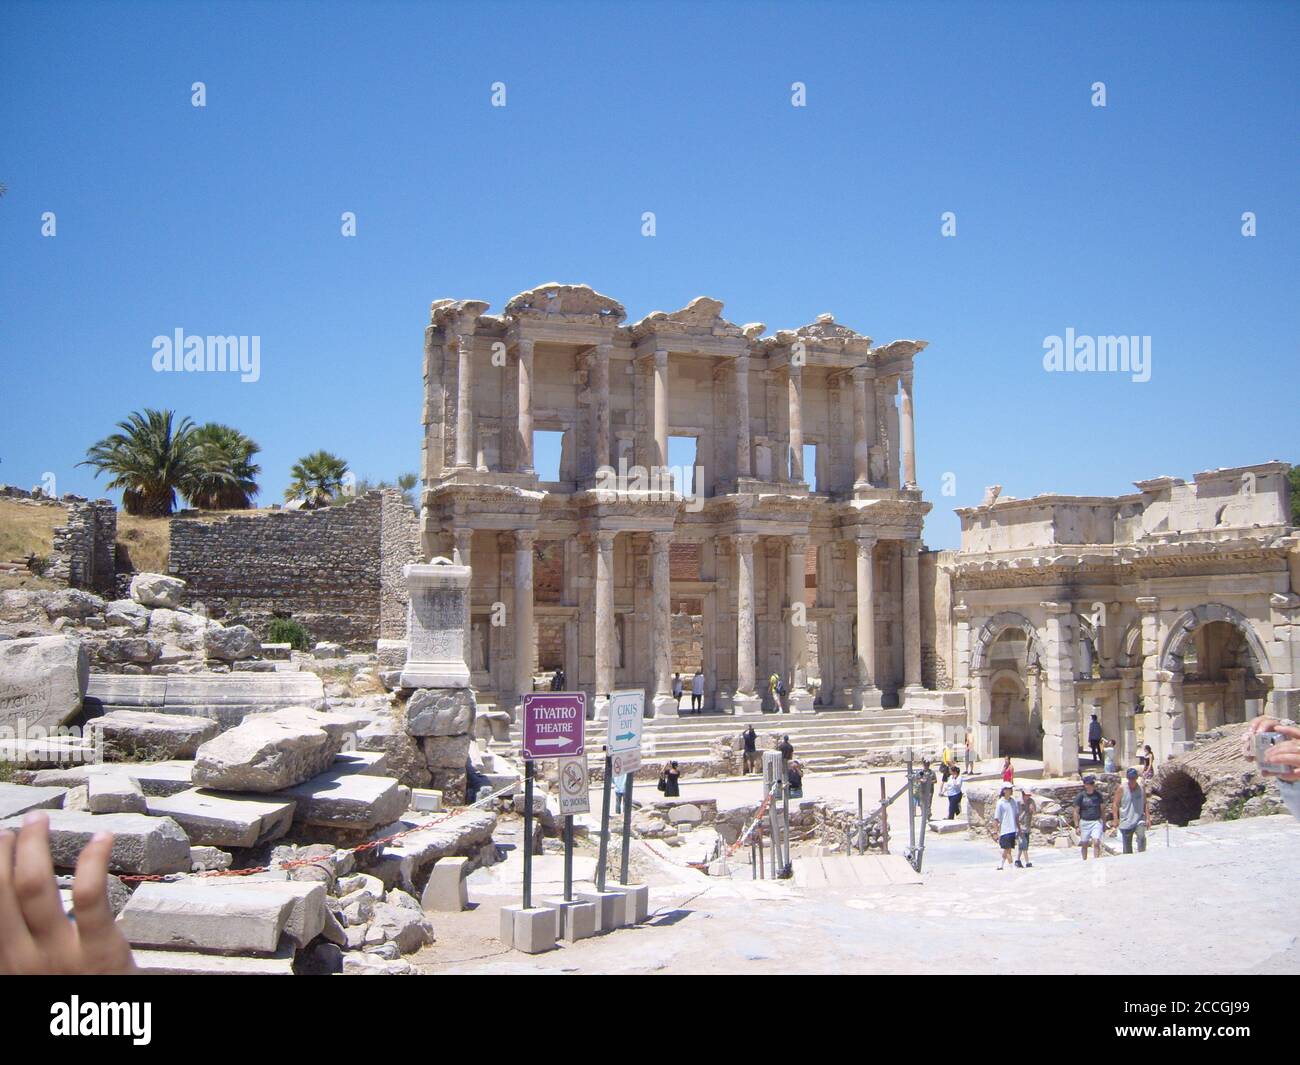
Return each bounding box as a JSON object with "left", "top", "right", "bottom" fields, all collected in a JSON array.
[
  {"left": 919, "top": 548, "right": 953, "bottom": 689},
  {"left": 1, "top": 486, "right": 118, "bottom": 595},
  {"left": 168, "top": 490, "right": 420, "bottom": 648}
]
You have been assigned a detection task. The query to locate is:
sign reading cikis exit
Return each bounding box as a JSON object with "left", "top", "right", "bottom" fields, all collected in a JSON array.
[{"left": 521, "top": 692, "right": 586, "bottom": 760}]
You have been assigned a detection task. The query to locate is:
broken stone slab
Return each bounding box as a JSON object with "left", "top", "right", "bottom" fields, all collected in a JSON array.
[
  {"left": 369, "top": 899, "right": 435, "bottom": 953},
  {"left": 341, "top": 952, "right": 417, "bottom": 975},
  {"left": 94, "top": 637, "right": 162, "bottom": 664},
  {"left": 0, "top": 635, "right": 90, "bottom": 730},
  {"left": 183, "top": 878, "right": 327, "bottom": 948},
  {"left": 86, "top": 709, "right": 220, "bottom": 761},
  {"left": 404, "top": 688, "right": 475, "bottom": 737},
  {"left": 354, "top": 715, "right": 430, "bottom": 788},
  {"left": 189, "top": 845, "right": 233, "bottom": 871},
  {"left": 192, "top": 706, "right": 357, "bottom": 793},
  {"left": 87, "top": 772, "right": 147, "bottom": 814},
  {"left": 362, "top": 808, "right": 498, "bottom": 892},
  {"left": 33, "top": 760, "right": 195, "bottom": 797},
  {"left": 0, "top": 810, "right": 191, "bottom": 874},
  {"left": 277, "top": 768, "right": 407, "bottom": 830},
  {"left": 420, "top": 856, "right": 469, "bottom": 911},
  {"left": 131, "top": 947, "right": 296, "bottom": 975},
  {"left": 118, "top": 880, "right": 293, "bottom": 954},
  {"left": 333, "top": 749, "right": 390, "bottom": 776},
  {"left": 130, "top": 572, "right": 186, "bottom": 609},
  {"left": 0, "top": 782, "right": 67, "bottom": 819},
  {"left": 203, "top": 624, "right": 260, "bottom": 662},
  {"left": 145, "top": 788, "right": 296, "bottom": 849},
  {"left": 42, "top": 589, "right": 106, "bottom": 622},
  {"left": 421, "top": 734, "right": 470, "bottom": 805}
]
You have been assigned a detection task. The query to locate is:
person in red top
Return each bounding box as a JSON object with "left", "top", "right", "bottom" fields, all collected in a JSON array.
[{"left": 1001, "top": 756, "right": 1014, "bottom": 783}]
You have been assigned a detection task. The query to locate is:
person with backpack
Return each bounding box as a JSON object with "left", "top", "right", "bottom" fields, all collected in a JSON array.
[
  {"left": 741, "top": 724, "right": 759, "bottom": 774},
  {"left": 658, "top": 761, "right": 680, "bottom": 797},
  {"left": 1088, "top": 714, "right": 1103, "bottom": 766}
]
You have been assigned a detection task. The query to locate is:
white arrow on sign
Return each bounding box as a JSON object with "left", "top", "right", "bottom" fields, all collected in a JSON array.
[{"left": 533, "top": 737, "right": 572, "bottom": 748}]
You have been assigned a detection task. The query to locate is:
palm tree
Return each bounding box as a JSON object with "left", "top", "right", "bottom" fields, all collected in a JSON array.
[
  {"left": 81, "top": 409, "right": 198, "bottom": 516},
  {"left": 285, "top": 451, "right": 349, "bottom": 508},
  {"left": 397, "top": 472, "right": 420, "bottom": 509},
  {"left": 185, "top": 423, "right": 262, "bottom": 510}
]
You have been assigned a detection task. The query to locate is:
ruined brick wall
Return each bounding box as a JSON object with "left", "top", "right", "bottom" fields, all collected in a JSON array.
[
  {"left": 2, "top": 487, "right": 118, "bottom": 595},
  {"left": 920, "top": 548, "right": 954, "bottom": 689},
  {"left": 168, "top": 489, "right": 419, "bottom": 648}
]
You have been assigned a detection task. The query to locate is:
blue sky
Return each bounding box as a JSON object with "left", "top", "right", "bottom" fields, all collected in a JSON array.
[{"left": 1, "top": 0, "right": 1295, "bottom": 547}]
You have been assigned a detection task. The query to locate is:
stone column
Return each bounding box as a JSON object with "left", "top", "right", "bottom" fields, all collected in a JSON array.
[
  {"left": 652, "top": 348, "right": 669, "bottom": 473},
  {"left": 454, "top": 334, "right": 475, "bottom": 468},
  {"left": 1040, "top": 601, "right": 1080, "bottom": 776},
  {"left": 593, "top": 343, "right": 612, "bottom": 474},
  {"left": 1117, "top": 665, "right": 1140, "bottom": 765},
  {"left": 732, "top": 533, "right": 761, "bottom": 715},
  {"left": 786, "top": 536, "right": 813, "bottom": 712},
  {"left": 516, "top": 337, "right": 534, "bottom": 473},
  {"left": 651, "top": 532, "right": 676, "bottom": 717},
  {"left": 513, "top": 531, "right": 535, "bottom": 717},
  {"left": 1136, "top": 596, "right": 1164, "bottom": 760},
  {"left": 787, "top": 363, "right": 804, "bottom": 483},
  {"left": 854, "top": 534, "right": 882, "bottom": 709},
  {"left": 851, "top": 367, "right": 870, "bottom": 488},
  {"left": 901, "top": 540, "right": 922, "bottom": 691},
  {"left": 592, "top": 530, "right": 615, "bottom": 718},
  {"left": 734, "top": 354, "right": 752, "bottom": 479},
  {"left": 900, "top": 370, "right": 917, "bottom": 488},
  {"left": 453, "top": 528, "right": 473, "bottom": 673}
]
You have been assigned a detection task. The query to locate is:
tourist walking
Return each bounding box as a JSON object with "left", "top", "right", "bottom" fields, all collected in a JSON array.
[
  {"left": 1102, "top": 738, "right": 1117, "bottom": 774},
  {"left": 658, "top": 761, "right": 681, "bottom": 797},
  {"left": 550, "top": 667, "right": 566, "bottom": 692},
  {"left": 916, "top": 759, "right": 937, "bottom": 819},
  {"left": 1073, "top": 774, "right": 1107, "bottom": 860},
  {"left": 964, "top": 729, "right": 975, "bottom": 774},
  {"left": 943, "top": 766, "right": 964, "bottom": 820},
  {"left": 1016, "top": 786, "right": 1036, "bottom": 867},
  {"left": 1088, "top": 714, "right": 1103, "bottom": 766},
  {"left": 690, "top": 670, "right": 704, "bottom": 712},
  {"left": 1111, "top": 768, "right": 1150, "bottom": 853},
  {"left": 993, "top": 782, "right": 1018, "bottom": 869},
  {"left": 613, "top": 770, "right": 629, "bottom": 815},
  {"left": 1140, "top": 744, "right": 1155, "bottom": 779},
  {"left": 778, "top": 734, "right": 794, "bottom": 767},
  {"left": 672, "top": 672, "right": 683, "bottom": 710},
  {"left": 742, "top": 724, "right": 759, "bottom": 774}
]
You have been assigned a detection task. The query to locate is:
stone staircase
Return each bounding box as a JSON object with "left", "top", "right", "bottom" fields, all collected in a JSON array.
[{"left": 490, "top": 709, "right": 941, "bottom": 773}]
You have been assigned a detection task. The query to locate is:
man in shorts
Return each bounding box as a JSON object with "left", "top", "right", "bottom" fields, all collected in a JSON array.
[
  {"left": 1073, "top": 774, "right": 1107, "bottom": 860},
  {"left": 1111, "top": 767, "right": 1150, "bottom": 853},
  {"left": 993, "top": 782, "right": 1018, "bottom": 869}
]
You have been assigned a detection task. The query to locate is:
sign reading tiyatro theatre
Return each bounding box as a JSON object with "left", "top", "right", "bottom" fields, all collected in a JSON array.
[{"left": 521, "top": 692, "right": 586, "bottom": 760}]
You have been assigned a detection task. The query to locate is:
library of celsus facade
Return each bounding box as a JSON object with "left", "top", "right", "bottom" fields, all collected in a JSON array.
[
  {"left": 925, "top": 464, "right": 1300, "bottom": 775},
  {"left": 417, "top": 283, "right": 931, "bottom": 719}
]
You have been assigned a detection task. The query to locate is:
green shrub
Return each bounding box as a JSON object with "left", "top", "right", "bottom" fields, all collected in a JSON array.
[{"left": 267, "top": 617, "right": 310, "bottom": 651}]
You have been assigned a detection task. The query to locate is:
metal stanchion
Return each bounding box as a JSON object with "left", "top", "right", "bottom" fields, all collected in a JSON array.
[
  {"left": 596, "top": 750, "right": 612, "bottom": 893},
  {"left": 522, "top": 759, "right": 534, "bottom": 909}
]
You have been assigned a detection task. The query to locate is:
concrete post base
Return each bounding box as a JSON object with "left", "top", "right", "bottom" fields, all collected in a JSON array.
[
  {"left": 541, "top": 898, "right": 598, "bottom": 942},
  {"left": 499, "top": 905, "right": 558, "bottom": 953},
  {"left": 576, "top": 889, "right": 628, "bottom": 932},
  {"left": 606, "top": 883, "right": 649, "bottom": 924},
  {"left": 653, "top": 694, "right": 679, "bottom": 717},
  {"left": 732, "top": 693, "right": 762, "bottom": 716}
]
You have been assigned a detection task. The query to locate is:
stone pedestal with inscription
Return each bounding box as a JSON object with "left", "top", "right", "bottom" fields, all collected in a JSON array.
[{"left": 399, "top": 560, "right": 472, "bottom": 690}]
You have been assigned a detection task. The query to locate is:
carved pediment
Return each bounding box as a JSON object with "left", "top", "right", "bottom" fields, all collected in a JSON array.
[
  {"left": 630, "top": 296, "right": 746, "bottom": 339},
  {"left": 429, "top": 299, "right": 491, "bottom": 328},
  {"left": 796, "top": 313, "right": 868, "bottom": 342},
  {"left": 503, "top": 282, "right": 626, "bottom": 323}
]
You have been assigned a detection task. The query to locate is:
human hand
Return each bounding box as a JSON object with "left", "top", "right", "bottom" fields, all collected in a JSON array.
[
  {"left": 1241, "top": 717, "right": 1298, "bottom": 757},
  {"left": 0, "top": 811, "right": 137, "bottom": 975},
  {"left": 1261, "top": 735, "right": 1300, "bottom": 783}
]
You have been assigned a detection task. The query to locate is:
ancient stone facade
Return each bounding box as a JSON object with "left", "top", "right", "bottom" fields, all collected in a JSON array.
[
  {"left": 928, "top": 463, "right": 1300, "bottom": 774},
  {"left": 417, "top": 283, "right": 930, "bottom": 718},
  {"left": 168, "top": 490, "right": 420, "bottom": 647},
  {"left": 0, "top": 487, "right": 117, "bottom": 595}
]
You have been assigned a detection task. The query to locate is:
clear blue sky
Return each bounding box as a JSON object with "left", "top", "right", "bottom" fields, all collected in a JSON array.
[{"left": 1, "top": 0, "right": 1295, "bottom": 548}]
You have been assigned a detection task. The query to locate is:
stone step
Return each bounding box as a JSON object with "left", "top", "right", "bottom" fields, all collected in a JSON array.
[
  {"left": 119, "top": 880, "right": 295, "bottom": 954},
  {"left": 145, "top": 789, "right": 297, "bottom": 849},
  {"left": 86, "top": 672, "right": 326, "bottom": 731},
  {"left": 0, "top": 809, "right": 191, "bottom": 875},
  {"left": 131, "top": 947, "right": 296, "bottom": 975}
]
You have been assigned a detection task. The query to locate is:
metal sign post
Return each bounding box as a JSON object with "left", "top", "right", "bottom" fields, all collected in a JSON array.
[
  {"left": 607, "top": 689, "right": 645, "bottom": 886},
  {"left": 556, "top": 754, "right": 589, "bottom": 902},
  {"left": 596, "top": 750, "right": 613, "bottom": 893},
  {"left": 522, "top": 759, "right": 534, "bottom": 910}
]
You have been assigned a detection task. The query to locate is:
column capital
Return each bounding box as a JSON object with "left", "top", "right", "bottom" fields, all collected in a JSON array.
[
  {"left": 734, "top": 352, "right": 750, "bottom": 371},
  {"left": 653, "top": 347, "right": 668, "bottom": 367},
  {"left": 901, "top": 539, "right": 921, "bottom": 557},
  {"left": 587, "top": 528, "right": 616, "bottom": 550},
  {"left": 1136, "top": 596, "right": 1160, "bottom": 613},
  {"left": 514, "top": 529, "right": 537, "bottom": 549},
  {"left": 850, "top": 365, "right": 870, "bottom": 384},
  {"left": 854, "top": 531, "right": 878, "bottom": 550},
  {"left": 453, "top": 527, "right": 474, "bottom": 548},
  {"left": 650, "top": 529, "right": 673, "bottom": 549},
  {"left": 953, "top": 600, "right": 971, "bottom": 621},
  {"left": 788, "top": 534, "right": 810, "bottom": 554},
  {"left": 1040, "top": 600, "right": 1072, "bottom": 616},
  {"left": 515, "top": 335, "right": 535, "bottom": 355},
  {"left": 731, "top": 532, "right": 758, "bottom": 551}
]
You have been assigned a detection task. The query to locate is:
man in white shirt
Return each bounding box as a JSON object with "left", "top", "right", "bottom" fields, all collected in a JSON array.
[{"left": 992, "top": 782, "right": 1019, "bottom": 869}]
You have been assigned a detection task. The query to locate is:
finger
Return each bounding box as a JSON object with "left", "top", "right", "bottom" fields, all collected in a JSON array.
[
  {"left": 1271, "top": 725, "right": 1300, "bottom": 741},
  {"left": 71, "top": 832, "right": 118, "bottom": 955},
  {"left": 12, "top": 812, "right": 77, "bottom": 954},
  {"left": 0, "top": 830, "right": 39, "bottom": 974}
]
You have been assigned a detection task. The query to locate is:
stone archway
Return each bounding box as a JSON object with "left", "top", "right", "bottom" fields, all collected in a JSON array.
[
  {"left": 969, "top": 612, "right": 1048, "bottom": 761},
  {"left": 990, "top": 668, "right": 1041, "bottom": 757},
  {"left": 1159, "top": 604, "right": 1272, "bottom": 740}
]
